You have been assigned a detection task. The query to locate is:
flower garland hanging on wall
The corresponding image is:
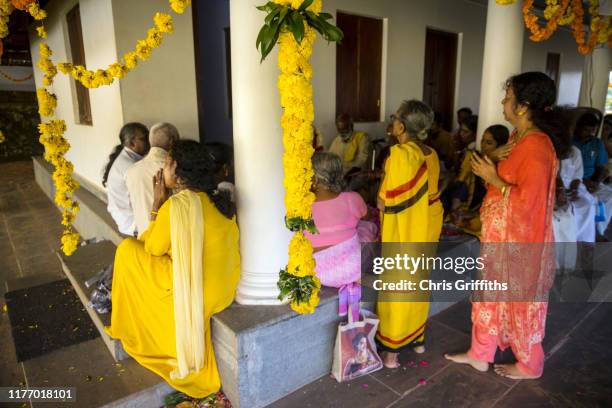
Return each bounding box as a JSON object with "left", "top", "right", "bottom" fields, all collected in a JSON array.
[
  {"left": 496, "top": 0, "right": 612, "bottom": 54},
  {"left": 257, "top": 0, "right": 343, "bottom": 314},
  {"left": 0, "top": 0, "right": 191, "bottom": 255}
]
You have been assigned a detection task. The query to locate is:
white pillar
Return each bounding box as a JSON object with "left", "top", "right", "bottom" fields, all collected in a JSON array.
[
  {"left": 230, "top": 0, "right": 292, "bottom": 304},
  {"left": 476, "top": 0, "right": 525, "bottom": 145},
  {"left": 578, "top": 47, "right": 612, "bottom": 113}
]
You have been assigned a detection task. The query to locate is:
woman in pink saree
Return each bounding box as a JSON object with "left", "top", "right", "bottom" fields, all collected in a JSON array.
[{"left": 445, "top": 72, "right": 570, "bottom": 379}]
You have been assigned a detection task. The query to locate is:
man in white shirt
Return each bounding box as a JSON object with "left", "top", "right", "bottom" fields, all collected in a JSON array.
[
  {"left": 105, "top": 122, "right": 149, "bottom": 236},
  {"left": 126, "top": 123, "right": 180, "bottom": 238}
]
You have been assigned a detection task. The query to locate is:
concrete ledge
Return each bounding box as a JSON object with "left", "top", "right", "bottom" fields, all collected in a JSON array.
[
  {"left": 32, "top": 155, "right": 468, "bottom": 407},
  {"left": 56, "top": 241, "right": 129, "bottom": 362},
  {"left": 33, "top": 156, "right": 123, "bottom": 246}
]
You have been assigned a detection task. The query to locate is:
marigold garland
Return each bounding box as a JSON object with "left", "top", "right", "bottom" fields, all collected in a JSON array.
[
  {"left": 276, "top": 0, "right": 322, "bottom": 314},
  {"left": 496, "top": 0, "right": 612, "bottom": 55},
  {"left": 254, "top": 0, "right": 343, "bottom": 314},
  {"left": 0, "top": 0, "right": 190, "bottom": 255},
  {"left": 0, "top": 0, "right": 14, "bottom": 57},
  {"left": 55, "top": 12, "right": 174, "bottom": 89}
]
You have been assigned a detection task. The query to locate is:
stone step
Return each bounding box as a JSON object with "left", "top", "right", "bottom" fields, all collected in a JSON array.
[
  {"left": 4, "top": 264, "right": 174, "bottom": 408},
  {"left": 56, "top": 241, "right": 129, "bottom": 362}
]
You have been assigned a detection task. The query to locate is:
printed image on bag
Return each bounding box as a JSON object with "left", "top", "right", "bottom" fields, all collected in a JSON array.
[{"left": 332, "top": 309, "right": 383, "bottom": 382}]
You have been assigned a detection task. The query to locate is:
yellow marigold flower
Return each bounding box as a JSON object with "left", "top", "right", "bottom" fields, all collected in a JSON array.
[
  {"left": 36, "top": 25, "right": 47, "bottom": 39},
  {"left": 61, "top": 210, "right": 76, "bottom": 227},
  {"left": 154, "top": 12, "right": 173, "bottom": 33},
  {"left": 36, "top": 88, "right": 57, "bottom": 117},
  {"left": 146, "top": 28, "right": 163, "bottom": 48},
  {"left": 94, "top": 69, "right": 114, "bottom": 86},
  {"left": 0, "top": 130, "right": 5, "bottom": 144},
  {"left": 169, "top": 0, "right": 191, "bottom": 14},
  {"left": 39, "top": 42, "right": 52, "bottom": 58},
  {"left": 57, "top": 63, "right": 74, "bottom": 74},
  {"left": 27, "top": 2, "right": 47, "bottom": 20},
  {"left": 135, "top": 40, "right": 153, "bottom": 60},
  {"left": 0, "top": 0, "right": 14, "bottom": 14},
  {"left": 61, "top": 230, "right": 80, "bottom": 256},
  {"left": 123, "top": 51, "right": 138, "bottom": 70},
  {"left": 107, "top": 62, "right": 128, "bottom": 79},
  {"left": 290, "top": 284, "right": 320, "bottom": 315}
]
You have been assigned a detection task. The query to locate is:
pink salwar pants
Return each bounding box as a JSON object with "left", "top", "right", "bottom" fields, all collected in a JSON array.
[{"left": 467, "top": 324, "right": 545, "bottom": 377}]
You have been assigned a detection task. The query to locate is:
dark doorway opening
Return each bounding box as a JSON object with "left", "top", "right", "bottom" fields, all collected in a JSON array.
[
  {"left": 192, "top": 0, "right": 233, "bottom": 145},
  {"left": 422, "top": 28, "right": 458, "bottom": 132}
]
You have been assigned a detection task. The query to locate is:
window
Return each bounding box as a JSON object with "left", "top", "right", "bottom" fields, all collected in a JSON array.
[
  {"left": 336, "top": 12, "right": 382, "bottom": 122},
  {"left": 66, "top": 5, "right": 92, "bottom": 125}
]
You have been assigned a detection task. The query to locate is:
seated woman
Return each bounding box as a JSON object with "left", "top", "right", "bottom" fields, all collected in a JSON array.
[
  {"left": 205, "top": 142, "right": 235, "bottom": 202},
  {"left": 441, "top": 115, "right": 481, "bottom": 216},
  {"left": 105, "top": 140, "right": 240, "bottom": 399},
  {"left": 304, "top": 152, "right": 372, "bottom": 320},
  {"left": 451, "top": 125, "right": 510, "bottom": 237}
]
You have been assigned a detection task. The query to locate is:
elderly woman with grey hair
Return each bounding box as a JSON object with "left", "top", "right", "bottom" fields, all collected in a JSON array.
[
  {"left": 304, "top": 152, "right": 373, "bottom": 321},
  {"left": 376, "top": 99, "right": 443, "bottom": 368}
]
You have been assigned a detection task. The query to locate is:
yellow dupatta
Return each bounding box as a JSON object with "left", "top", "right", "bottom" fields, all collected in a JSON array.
[{"left": 169, "top": 189, "right": 205, "bottom": 380}]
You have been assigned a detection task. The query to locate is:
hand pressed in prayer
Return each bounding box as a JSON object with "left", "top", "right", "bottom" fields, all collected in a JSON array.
[
  {"left": 471, "top": 152, "right": 499, "bottom": 186},
  {"left": 489, "top": 143, "right": 515, "bottom": 163},
  {"left": 152, "top": 169, "right": 171, "bottom": 211}
]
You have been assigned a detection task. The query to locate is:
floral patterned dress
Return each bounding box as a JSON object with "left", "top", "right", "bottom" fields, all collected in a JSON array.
[{"left": 473, "top": 131, "right": 557, "bottom": 367}]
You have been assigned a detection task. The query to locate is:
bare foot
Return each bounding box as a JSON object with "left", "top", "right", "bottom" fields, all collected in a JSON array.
[
  {"left": 444, "top": 352, "right": 488, "bottom": 372},
  {"left": 414, "top": 345, "right": 426, "bottom": 354},
  {"left": 382, "top": 351, "right": 400, "bottom": 369},
  {"left": 494, "top": 364, "right": 540, "bottom": 380}
]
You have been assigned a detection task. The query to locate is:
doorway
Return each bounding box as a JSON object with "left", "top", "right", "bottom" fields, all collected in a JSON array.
[{"left": 422, "top": 28, "right": 458, "bottom": 132}]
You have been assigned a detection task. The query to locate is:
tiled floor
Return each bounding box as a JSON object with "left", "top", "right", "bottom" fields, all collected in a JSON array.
[{"left": 1, "top": 160, "right": 612, "bottom": 408}]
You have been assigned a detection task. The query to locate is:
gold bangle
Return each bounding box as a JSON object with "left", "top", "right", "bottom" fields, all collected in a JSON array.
[{"left": 151, "top": 210, "right": 158, "bottom": 216}]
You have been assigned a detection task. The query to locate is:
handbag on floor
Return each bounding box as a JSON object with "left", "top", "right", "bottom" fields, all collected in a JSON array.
[
  {"left": 331, "top": 307, "right": 383, "bottom": 382},
  {"left": 87, "top": 263, "right": 113, "bottom": 314}
]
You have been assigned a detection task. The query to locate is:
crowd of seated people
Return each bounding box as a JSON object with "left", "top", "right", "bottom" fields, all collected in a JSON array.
[{"left": 97, "top": 94, "right": 611, "bottom": 398}]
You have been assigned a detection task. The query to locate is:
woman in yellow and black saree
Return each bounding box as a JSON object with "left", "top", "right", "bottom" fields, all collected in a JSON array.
[{"left": 376, "top": 100, "right": 437, "bottom": 368}]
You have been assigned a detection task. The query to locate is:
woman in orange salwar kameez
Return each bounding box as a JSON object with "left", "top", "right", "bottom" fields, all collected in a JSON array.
[{"left": 445, "top": 72, "right": 570, "bottom": 380}]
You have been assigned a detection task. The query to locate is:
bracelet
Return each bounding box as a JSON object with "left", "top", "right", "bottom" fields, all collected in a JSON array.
[{"left": 151, "top": 210, "right": 158, "bottom": 216}]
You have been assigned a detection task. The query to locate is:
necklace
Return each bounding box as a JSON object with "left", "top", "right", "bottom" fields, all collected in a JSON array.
[{"left": 514, "top": 126, "right": 538, "bottom": 143}]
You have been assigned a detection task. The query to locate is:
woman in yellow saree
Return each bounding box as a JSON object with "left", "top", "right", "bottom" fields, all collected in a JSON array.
[
  {"left": 106, "top": 140, "right": 240, "bottom": 398},
  {"left": 376, "top": 100, "right": 440, "bottom": 368}
]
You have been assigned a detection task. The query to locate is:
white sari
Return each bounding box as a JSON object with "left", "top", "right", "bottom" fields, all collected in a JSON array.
[{"left": 558, "top": 146, "right": 597, "bottom": 242}]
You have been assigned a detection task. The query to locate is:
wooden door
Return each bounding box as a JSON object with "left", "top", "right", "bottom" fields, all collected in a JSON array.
[
  {"left": 422, "top": 28, "right": 457, "bottom": 131},
  {"left": 336, "top": 12, "right": 382, "bottom": 122}
]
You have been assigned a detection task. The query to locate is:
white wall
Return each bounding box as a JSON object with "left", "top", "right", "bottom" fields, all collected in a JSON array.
[
  {"left": 311, "top": 0, "right": 488, "bottom": 145},
  {"left": 522, "top": 28, "right": 585, "bottom": 107},
  {"left": 0, "top": 66, "right": 35, "bottom": 92},
  {"left": 30, "top": 0, "right": 124, "bottom": 191},
  {"left": 111, "top": 0, "right": 199, "bottom": 141}
]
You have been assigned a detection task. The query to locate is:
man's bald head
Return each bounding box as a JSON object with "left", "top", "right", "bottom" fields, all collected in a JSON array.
[{"left": 149, "top": 123, "right": 180, "bottom": 151}]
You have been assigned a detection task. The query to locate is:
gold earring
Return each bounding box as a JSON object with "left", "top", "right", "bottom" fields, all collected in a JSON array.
[{"left": 517, "top": 110, "right": 526, "bottom": 116}]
